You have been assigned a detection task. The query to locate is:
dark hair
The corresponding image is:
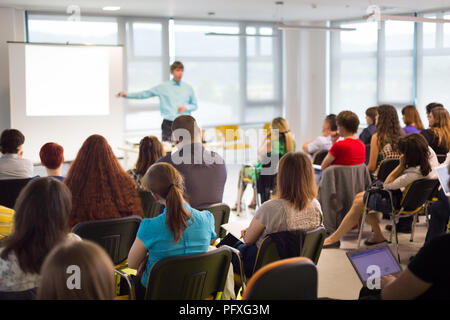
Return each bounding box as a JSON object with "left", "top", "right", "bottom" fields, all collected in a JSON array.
[
  {"left": 376, "top": 104, "right": 404, "bottom": 152},
  {"left": 336, "top": 111, "right": 360, "bottom": 134},
  {"left": 170, "top": 61, "right": 184, "bottom": 72},
  {"left": 0, "top": 177, "right": 71, "bottom": 274},
  {"left": 365, "top": 107, "right": 378, "bottom": 124},
  {"left": 276, "top": 152, "right": 317, "bottom": 211},
  {"left": 135, "top": 136, "right": 165, "bottom": 176},
  {"left": 39, "top": 142, "right": 64, "bottom": 169},
  {"left": 398, "top": 133, "right": 431, "bottom": 177},
  {"left": 142, "top": 162, "right": 190, "bottom": 244},
  {"left": 402, "top": 105, "right": 424, "bottom": 130},
  {"left": 0, "top": 129, "right": 25, "bottom": 154},
  {"left": 172, "top": 115, "right": 200, "bottom": 143},
  {"left": 426, "top": 102, "right": 444, "bottom": 115},
  {"left": 325, "top": 114, "right": 337, "bottom": 131}
]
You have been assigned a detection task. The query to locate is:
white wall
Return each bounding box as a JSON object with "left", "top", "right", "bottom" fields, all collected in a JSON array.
[
  {"left": 0, "top": 7, "right": 25, "bottom": 131},
  {"left": 284, "top": 22, "right": 328, "bottom": 149}
]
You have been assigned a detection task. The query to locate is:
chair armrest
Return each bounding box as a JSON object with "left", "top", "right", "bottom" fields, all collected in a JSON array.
[
  {"left": 221, "top": 245, "right": 247, "bottom": 292},
  {"left": 114, "top": 269, "right": 136, "bottom": 300}
]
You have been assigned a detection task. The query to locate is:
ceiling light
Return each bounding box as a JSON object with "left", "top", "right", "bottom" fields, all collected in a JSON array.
[
  {"left": 365, "top": 13, "right": 450, "bottom": 23},
  {"left": 102, "top": 6, "right": 121, "bottom": 11}
]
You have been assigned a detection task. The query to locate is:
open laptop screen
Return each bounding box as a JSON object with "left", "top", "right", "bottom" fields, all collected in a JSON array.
[
  {"left": 435, "top": 165, "right": 450, "bottom": 196},
  {"left": 347, "top": 245, "right": 402, "bottom": 283}
]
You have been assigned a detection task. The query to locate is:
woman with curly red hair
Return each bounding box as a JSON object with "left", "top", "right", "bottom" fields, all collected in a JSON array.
[{"left": 65, "top": 135, "right": 143, "bottom": 227}]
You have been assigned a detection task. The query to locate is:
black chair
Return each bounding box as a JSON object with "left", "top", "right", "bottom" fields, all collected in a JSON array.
[
  {"left": 0, "top": 288, "right": 36, "bottom": 300},
  {"left": 144, "top": 246, "right": 232, "bottom": 300},
  {"left": 138, "top": 190, "right": 162, "bottom": 218},
  {"left": 436, "top": 154, "right": 447, "bottom": 164},
  {"left": 312, "top": 150, "right": 328, "bottom": 165},
  {"left": 0, "top": 178, "right": 33, "bottom": 209},
  {"left": 376, "top": 159, "right": 400, "bottom": 182},
  {"left": 200, "top": 203, "right": 230, "bottom": 239},
  {"left": 358, "top": 179, "right": 440, "bottom": 262}
]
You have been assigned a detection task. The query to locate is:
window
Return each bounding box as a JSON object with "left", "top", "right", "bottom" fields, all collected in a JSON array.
[{"left": 27, "top": 14, "right": 118, "bottom": 45}]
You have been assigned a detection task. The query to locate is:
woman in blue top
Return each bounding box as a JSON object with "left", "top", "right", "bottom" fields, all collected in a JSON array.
[
  {"left": 127, "top": 162, "right": 216, "bottom": 297},
  {"left": 402, "top": 105, "right": 424, "bottom": 134}
]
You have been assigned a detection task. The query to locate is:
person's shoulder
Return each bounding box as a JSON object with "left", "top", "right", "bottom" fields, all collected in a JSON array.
[
  {"left": 258, "top": 199, "right": 286, "bottom": 212},
  {"left": 156, "top": 153, "right": 173, "bottom": 164}
]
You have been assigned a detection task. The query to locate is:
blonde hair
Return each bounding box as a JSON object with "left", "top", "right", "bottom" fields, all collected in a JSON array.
[
  {"left": 37, "top": 240, "right": 115, "bottom": 300},
  {"left": 275, "top": 152, "right": 317, "bottom": 211},
  {"left": 271, "top": 117, "right": 294, "bottom": 153},
  {"left": 431, "top": 107, "right": 450, "bottom": 151},
  {"left": 142, "top": 162, "right": 190, "bottom": 243}
]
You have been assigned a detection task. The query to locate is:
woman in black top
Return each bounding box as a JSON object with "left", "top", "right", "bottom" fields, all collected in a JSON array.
[{"left": 421, "top": 107, "right": 450, "bottom": 156}]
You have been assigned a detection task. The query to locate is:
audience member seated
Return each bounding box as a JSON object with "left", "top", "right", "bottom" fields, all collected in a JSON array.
[
  {"left": 220, "top": 152, "right": 323, "bottom": 278},
  {"left": 0, "top": 177, "right": 81, "bottom": 294},
  {"left": 323, "top": 134, "right": 439, "bottom": 248},
  {"left": 302, "top": 114, "right": 337, "bottom": 155},
  {"left": 424, "top": 154, "right": 450, "bottom": 244},
  {"left": 373, "top": 166, "right": 450, "bottom": 300},
  {"left": 359, "top": 106, "right": 378, "bottom": 145},
  {"left": 366, "top": 104, "right": 404, "bottom": 174},
  {"left": 0, "top": 129, "right": 33, "bottom": 180},
  {"left": 321, "top": 111, "right": 365, "bottom": 170},
  {"left": 37, "top": 240, "right": 115, "bottom": 300},
  {"left": 39, "top": 142, "right": 65, "bottom": 181},
  {"left": 421, "top": 107, "right": 450, "bottom": 156},
  {"left": 425, "top": 102, "right": 444, "bottom": 127},
  {"left": 127, "top": 136, "right": 165, "bottom": 190},
  {"left": 402, "top": 105, "right": 424, "bottom": 134},
  {"left": 64, "top": 134, "right": 143, "bottom": 227},
  {"left": 233, "top": 117, "right": 296, "bottom": 210},
  {"left": 157, "top": 115, "right": 226, "bottom": 210},
  {"left": 127, "top": 162, "right": 216, "bottom": 299}
]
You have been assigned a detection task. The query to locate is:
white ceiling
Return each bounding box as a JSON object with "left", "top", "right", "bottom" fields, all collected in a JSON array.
[{"left": 1, "top": 0, "right": 450, "bottom": 22}]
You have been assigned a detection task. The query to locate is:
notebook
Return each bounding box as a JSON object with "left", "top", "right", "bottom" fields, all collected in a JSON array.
[
  {"left": 435, "top": 165, "right": 450, "bottom": 196},
  {"left": 346, "top": 244, "right": 402, "bottom": 287}
]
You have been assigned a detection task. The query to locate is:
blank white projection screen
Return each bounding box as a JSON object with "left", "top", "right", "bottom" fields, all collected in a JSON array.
[{"left": 25, "top": 45, "right": 109, "bottom": 116}]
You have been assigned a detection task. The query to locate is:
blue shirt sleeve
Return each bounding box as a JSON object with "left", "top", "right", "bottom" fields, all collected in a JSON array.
[
  {"left": 204, "top": 210, "right": 217, "bottom": 240},
  {"left": 136, "top": 218, "right": 155, "bottom": 248},
  {"left": 185, "top": 86, "right": 198, "bottom": 112},
  {"left": 125, "top": 85, "right": 159, "bottom": 100}
]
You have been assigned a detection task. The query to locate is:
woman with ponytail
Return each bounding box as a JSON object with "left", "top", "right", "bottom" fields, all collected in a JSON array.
[
  {"left": 127, "top": 162, "right": 216, "bottom": 295},
  {"left": 127, "top": 136, "right": 165, "bottom": 190}
]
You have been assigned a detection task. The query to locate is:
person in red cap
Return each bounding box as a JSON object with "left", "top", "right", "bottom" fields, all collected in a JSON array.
[{"left": 39, "top": 142, "right": 65, "bottom": 181}]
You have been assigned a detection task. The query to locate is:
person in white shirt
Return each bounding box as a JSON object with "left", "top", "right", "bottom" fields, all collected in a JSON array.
[
  {"left": 323, "top": 133, "right": 439, "bottom": 248},
  {"left": 302, "top": 114, "right": 337, "bottom": 155},
  {"left": 0, "top": 129, "right": 33, "bottom": 180}
]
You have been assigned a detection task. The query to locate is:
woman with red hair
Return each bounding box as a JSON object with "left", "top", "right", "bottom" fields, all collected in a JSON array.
[{"left": 65, "top": 135, "right": 143, "bottom": 227}]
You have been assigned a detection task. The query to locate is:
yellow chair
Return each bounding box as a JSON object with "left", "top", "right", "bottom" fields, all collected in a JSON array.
[
  {"left": 0, "top": 205, "right": 14, "bottom": 239},
  {"left": 214, "top": 125, "right": 250, "bottom": 150}
]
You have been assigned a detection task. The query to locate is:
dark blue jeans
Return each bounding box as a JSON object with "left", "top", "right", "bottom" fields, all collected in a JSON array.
[
  {"left": 218, "top": 234, "right": 258, "bottom": 278},
  {"left": 425, "top": 189, "right": 450, "bottom": 245}
]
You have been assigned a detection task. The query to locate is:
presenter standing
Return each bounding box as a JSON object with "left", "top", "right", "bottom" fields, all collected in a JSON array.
[{"left": 117, "top": 61, "right": 198, "bottom": 142}]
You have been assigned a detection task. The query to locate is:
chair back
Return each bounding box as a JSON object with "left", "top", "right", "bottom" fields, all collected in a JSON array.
[
  {"left": 72, "top": 215, "right": 142, "bottom": 266},
  {"left": 200, "top": 203, "right": 230, "bottom": 239},
  {"left": 138, "top": 190, "right": 162, "bottom": 218},
  {"left": 437, "top": 154, "right": 447, "bottom": 164},
  {"left": 377, "top": 159, "right": 400, "bottom": 182},
  {"left": 312, "top": 150, "right": 328, "bottom": 165},
  {"left": 0, "top": 288, "right": 36, "bottom": 300},
  {"left": 301, "top": 226, "right": 326, "bottom": 265},
  {"left": 0, "top": 178, "right": 33, "bottom": 209},
  {"left": 243, "top": 257, "right": 317, "bottom": 300},
  {"left": 252, "top": 236, "right": 280, "bottom": 274},
  {"left": 145, "top": 246, "right": 232, "bottom": 300},
  {"left": 215, "top": 125, "right": 240, "bottom": 143},
  {"left": 400, "top": 179, "right": 440, "bottom": 212}
]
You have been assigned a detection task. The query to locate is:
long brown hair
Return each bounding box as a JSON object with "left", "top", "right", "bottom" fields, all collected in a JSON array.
[
  {"left": 142, "top": 162, "right": 190, "bottom": 243},
  {"left": 275, "top": 152, "right": 317, "bottom": 211},
  {"left": 430, "top": 107, "right": 450, "bottom": 152},
  {"left": 64, "top": 135, "right": 143, "bottom": 227},
  {"left": 402, "top": 105, "right": 424, "bottom": 131},
  {"left": 376, "top": 104, "right": 405, "bottom": 152},
  {"left": 271, "top": 117, "right": 294, "bottom": 153},
  {"left": 0, "top": 177, "right": 71, "bottom": 274},
  {"left": 37, "top": 240, "right": 115, "bottom": 300},
  {"left": 135, "top": 136, "right": 165, "bottom": 176}
]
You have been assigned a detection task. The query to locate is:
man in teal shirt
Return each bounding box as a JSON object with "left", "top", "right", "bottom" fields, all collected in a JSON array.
[{"left": 117, "top": 61, "right": 198, "bottom": 142}]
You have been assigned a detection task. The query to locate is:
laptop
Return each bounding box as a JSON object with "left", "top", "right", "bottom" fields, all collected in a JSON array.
[
  {"left": 435, "top": 165, "right": 450, "bottom": 197},
  {"left": 346, "top": 244, "right": 402, "bottom": 287}
]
